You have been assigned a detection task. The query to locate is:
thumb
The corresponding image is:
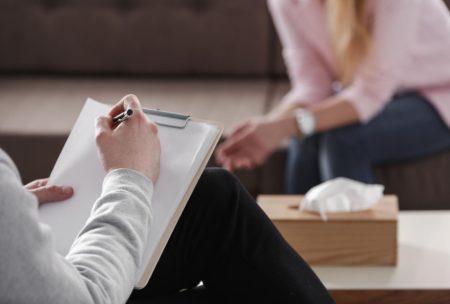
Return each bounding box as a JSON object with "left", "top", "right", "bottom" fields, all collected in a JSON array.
[{"left": 31, "top": 185, "right": 74, "bottom": 205}]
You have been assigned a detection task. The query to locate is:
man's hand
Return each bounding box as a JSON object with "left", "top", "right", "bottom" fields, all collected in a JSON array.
[
  {"left": 25, "top": 178, "right": 74, "bottom": 206},
  {"left": 95, "top": 94, "right": 161, "bottom": 183}
]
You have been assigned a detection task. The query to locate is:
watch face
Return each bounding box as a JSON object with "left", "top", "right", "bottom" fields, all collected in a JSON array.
[{"left": 296, "top": 110, "right": 315, "bottom": 136}]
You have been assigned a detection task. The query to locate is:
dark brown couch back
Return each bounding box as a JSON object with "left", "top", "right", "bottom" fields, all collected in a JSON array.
[{"left": 0, "top": 0, "right": 272, "bottom": 75}]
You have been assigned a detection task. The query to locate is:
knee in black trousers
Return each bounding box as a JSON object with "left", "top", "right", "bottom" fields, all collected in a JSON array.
[
  {"left": 189, "top": 168, "right": 241, "bottom": 221},
  {"left": 129, "top": 168, "right": 334, "bottom": 304}
]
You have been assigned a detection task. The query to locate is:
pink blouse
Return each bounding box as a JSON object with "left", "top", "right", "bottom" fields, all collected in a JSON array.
[{"left": 268, "top": 0, "right": 450, "bottom": 127}]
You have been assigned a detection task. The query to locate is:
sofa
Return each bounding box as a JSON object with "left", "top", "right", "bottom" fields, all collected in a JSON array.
[{"left": 1, "top": 0, "right": 450, "bottom": 210}]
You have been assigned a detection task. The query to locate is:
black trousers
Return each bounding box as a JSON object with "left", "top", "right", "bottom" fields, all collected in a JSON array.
[{"left": 128, "top": 168, "right": 334, "bottom": 303}]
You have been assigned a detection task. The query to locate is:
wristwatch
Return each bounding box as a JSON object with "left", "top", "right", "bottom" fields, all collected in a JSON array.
[{"left": 295, "top": 109, "right": 316, "bottom": 137}]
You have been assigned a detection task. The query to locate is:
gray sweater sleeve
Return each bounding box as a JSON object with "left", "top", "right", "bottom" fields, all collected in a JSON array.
[{"left": 0, "top": 149, "right": 154, "bottom": 304}]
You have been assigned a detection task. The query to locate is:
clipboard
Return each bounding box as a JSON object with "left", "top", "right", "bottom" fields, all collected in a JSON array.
[
  {"left": 39, "top": 98, "right": 223, "bottom": 289},
  {"left": 136, "top": 108, "right": 223, "bottom": 288},
  {"left": 143, "top": 108, "right": 191, "bottom": 129}
]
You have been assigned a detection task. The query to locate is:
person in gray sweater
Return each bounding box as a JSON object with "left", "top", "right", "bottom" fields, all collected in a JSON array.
[{"left": 0, "top": 95, "right": 334, "bottom": 304}]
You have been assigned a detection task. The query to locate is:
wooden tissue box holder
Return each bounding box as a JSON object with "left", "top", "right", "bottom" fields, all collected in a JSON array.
[{"left": 257, "top": 195, "right": 398, "bottom": 266}]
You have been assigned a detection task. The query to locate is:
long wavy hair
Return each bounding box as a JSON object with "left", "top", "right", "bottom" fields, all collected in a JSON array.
[{"left": 326, "top": 0, "right": 371, "bottom": 85}]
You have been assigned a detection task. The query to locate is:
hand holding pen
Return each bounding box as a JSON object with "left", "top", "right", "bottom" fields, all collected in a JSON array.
[{"left": 94, "top": 94, "right": 161, "bottom": 183}]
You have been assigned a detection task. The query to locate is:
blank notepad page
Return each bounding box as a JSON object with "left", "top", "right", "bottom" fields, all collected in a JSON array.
[{"left": 39, "top": 98, "right": 220, "bottom": 286}]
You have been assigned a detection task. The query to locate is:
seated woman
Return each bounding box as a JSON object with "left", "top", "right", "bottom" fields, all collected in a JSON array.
[
  {"left": 0, "top": 95, "right": 334, "bottom": 303},
  {"left": 217, "top": 0, "right": 450, "bottom": 194}
]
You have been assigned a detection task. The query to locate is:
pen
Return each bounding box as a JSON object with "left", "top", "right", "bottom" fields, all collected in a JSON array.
[{"left": 112, "top": 108, "right": 133, "bottom": 124}]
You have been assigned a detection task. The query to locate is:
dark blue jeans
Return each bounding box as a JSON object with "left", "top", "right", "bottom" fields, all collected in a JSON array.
[{"left": 286, "top": 92, "right": 450, "bottom": 194}]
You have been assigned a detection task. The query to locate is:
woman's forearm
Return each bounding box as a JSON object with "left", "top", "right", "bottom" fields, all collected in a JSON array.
[
  {"left": 266, "top": 102, "right": 302, "bottom": 137},
  {"left": 310, "top": 96, "right": 360, "bottom": 132},
  {"left": 266, "top": 96, "right": 360, "bottom": 137}
]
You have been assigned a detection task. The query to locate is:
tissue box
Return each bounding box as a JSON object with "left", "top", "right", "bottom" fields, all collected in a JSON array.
[{"left": 257, "top": 195, "right": 398, "bottom": 266}]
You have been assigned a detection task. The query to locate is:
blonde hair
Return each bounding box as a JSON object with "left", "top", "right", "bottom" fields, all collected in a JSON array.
[{"left": 326, "top": 0, "right": 371, "bottom": 86}]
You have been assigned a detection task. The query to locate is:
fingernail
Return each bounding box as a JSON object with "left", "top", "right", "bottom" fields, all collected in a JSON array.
[{"left": 62, "top": 186, "right": 72, "bottom": 194}]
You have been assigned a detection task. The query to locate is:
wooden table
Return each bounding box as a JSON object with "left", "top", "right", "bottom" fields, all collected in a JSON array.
[{"left": 313, "top": 211, "right": 450, "bottom": 303}]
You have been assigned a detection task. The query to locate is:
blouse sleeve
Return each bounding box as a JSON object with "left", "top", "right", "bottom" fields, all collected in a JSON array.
[
  {"left": 339, "top": 0, "right": 422, "bottom": 122},
  {"left": 268, "top": 0, "right": 334, "bottom": 105}
]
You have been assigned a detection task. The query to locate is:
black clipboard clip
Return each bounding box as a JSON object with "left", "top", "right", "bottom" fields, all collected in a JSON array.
[{"left": 143, "top": 108, "right": 191, "bottom": 129}]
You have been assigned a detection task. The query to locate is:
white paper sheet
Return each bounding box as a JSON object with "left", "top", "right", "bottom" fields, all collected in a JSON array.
[{"left": 39, "top": 98, "right": 220, "bottom": 285}]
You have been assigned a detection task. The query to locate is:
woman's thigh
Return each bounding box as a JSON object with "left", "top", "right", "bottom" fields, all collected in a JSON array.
[
  {"left": 285, "top": 135, "right": 322, "bottom": 193},
  {"left": 324, "top": 92, "right": 450, "bottom": 164}
]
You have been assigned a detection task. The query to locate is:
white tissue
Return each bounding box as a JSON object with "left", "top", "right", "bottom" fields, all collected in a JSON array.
[{"left": 300, "top": 177, "right": 384, "bottom": 221}]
